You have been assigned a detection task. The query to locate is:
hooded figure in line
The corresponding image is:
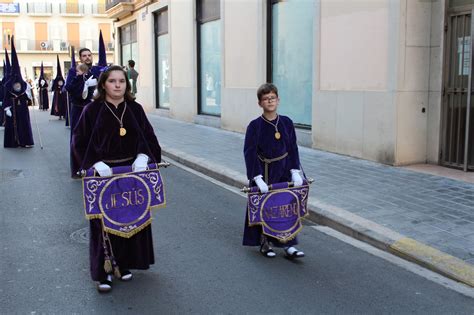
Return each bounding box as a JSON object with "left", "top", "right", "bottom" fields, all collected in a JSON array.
[
  {"left": 1, "top": 50, "right": 12, "bottom": 126},
  {"left": 50, "top": 55, "right": 67, "bottom": 119},
  {"left": 37, "top": 62, "right": 49, "bottom": 111},
  {"left": 3, "top": 36, "right": 34, "bottom": 148}
]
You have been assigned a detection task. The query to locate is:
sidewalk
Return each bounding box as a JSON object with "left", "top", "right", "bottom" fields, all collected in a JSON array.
[{"left": 148, "top": 114, "right": 474, "bottom": 287}]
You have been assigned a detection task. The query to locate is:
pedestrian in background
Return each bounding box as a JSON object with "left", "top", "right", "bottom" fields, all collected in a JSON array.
[
  {"left": 243, "top": 83, "right": 305, "bottom": 258},
  {"left": 127, "top": 60, "right": 139, "bottom": 96},
  {"left": 71, "top": 65, "right": 161, "bottom": 293}
]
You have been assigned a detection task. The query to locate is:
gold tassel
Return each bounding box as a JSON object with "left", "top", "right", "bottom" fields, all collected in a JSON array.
[
  {"left": 113, "top": 265, "right": 121, "bottom": 279},
  {"left": 104, "top": 259, "right": 113, "bottom": 274}
]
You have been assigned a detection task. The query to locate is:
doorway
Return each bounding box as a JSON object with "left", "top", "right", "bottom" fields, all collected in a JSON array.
[{"left": 442, "top": 6, "right": 474, "bottom": 171}]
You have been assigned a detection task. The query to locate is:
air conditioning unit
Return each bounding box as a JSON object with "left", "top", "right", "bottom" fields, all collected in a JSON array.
[
  {"left": 107, "top": 42, "right": 114, "bottom": 50},
  {"left": 40, "top": 41, "right": 49, "bottom": 50},
  {"left": 60, "top": 41, "right": 68, "bottom": 50}
]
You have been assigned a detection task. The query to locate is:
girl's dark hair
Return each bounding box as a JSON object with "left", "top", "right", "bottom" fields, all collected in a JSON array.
[
  {"left": 257, "top": 83, "right": 278, "bottom": 101},
  {"left": 93, "top": 65, "right": 135, "bottom": 102}
]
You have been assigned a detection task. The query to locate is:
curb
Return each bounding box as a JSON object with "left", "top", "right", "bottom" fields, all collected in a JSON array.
[{"left": 162, "top": 146, "right": 474, "bottom": 288}]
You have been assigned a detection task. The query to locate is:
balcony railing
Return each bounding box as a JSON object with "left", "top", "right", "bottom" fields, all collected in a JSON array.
[
  {"left": 59, "top": 3, "right": 84, "bottom": 15},
  {"left": 81, "top": 40, "right": 114, "bottom": 51},
  {"left": 0, "top": 39, "right": 114, "bottom": 52},
  {"left": 91, "top": 3, "right": 106, "bottom": 14},
  {"left": 26, "top": 3, "right": 52, "bottom": 14},
  {"left": 106, "top": 0, "right": 132, "bottom": 11}
]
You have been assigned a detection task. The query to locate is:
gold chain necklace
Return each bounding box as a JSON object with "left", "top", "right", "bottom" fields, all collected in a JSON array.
[
  {"left": 104, "top": 102, "right": 127, "bottom": 136},
  {"left": 261, "top": 114, "right": 281, "bottom": 140}
]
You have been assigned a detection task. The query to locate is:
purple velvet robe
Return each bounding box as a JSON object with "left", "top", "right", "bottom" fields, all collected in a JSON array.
[
  {"left": 71, "top": 100, "right": 161, "bottom": 281},
  {"left": 3, "top": 90, "right": 34, "bottom": 148},
  {"left": 242, "top": 115, "right": 301, "bottom": 247},
  {"left": 0, "top": 82, "right": 4, "bottom": 126},
  {"left": 50, "top": 80, "right": 67, "bottom": 118},
  {"left": 38, "top": 81, "right": 49, "bottom": 111},
  {"left": 65, "top": 72, "right": 95, "bottom": 131}
]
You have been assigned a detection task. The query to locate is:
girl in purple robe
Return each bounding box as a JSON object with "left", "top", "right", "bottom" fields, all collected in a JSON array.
[
  {"left": 71, "top": 65, "right": 161, "bottom": 293},
  {"left": 243, "top": 83, "right": 305, "bottom": 259}
]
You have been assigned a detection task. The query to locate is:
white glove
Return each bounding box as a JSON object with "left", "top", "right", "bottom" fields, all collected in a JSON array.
[
  {"left": 254, "top": 175, "right": 269, "bottom": 194},
  {"left": 85, "top": 77, "right": 97, "bottom": 87},
  {"left": 93, "top": 161, "right": 112, "bottom": 177},
  {"left": 4, "top": 106, "right": 12, "bottom": 117},
  {"left": 82, "top": 77, "right": 98, "bottom": 100},
  {"left": 132, "top": 153, "right": 149, "bottom": 172},
  {"left": 82, "top": 82, "right": 89, "bottom": 100},
  {"left": 291, "top": 169, "right": 303, "bottom": 187}
]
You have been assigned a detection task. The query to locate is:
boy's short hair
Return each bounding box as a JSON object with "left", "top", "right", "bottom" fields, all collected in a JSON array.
[
  {"left": 128, "top": 60, "right": 135, "bottom": 67},
  {"left": 76, "top": 63, "right": 89, "bottom": 72},
  {"left": 257, "top": 83, "right": 278, "bottom": 101}
]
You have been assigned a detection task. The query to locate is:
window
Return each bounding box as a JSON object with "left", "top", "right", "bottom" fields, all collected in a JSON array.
[
  {"left": 197, "top": 0, "right": 221, "bottom": 116},
  {"left": 268, "top": 0, "right": 314, "bottom": 127},
  {"left": 120, "top": 21, "right": 138, "bottom": 69},
  {"left": 154, "top": 9, "right": 170, "bottom": 109}
]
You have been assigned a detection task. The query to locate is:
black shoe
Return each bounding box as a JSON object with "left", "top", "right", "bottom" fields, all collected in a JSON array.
[
  {"left": 120, "top": 270, "right": 133, "bottom": 281},
  {"left": 97, "top": 274, "right": 113, "bottom": 293},
  {"left": 260, "top": 237, "right": 276, "bottom": 258},
  {"left": 284, "top": 246, "right": 304, "bottom": 259}
]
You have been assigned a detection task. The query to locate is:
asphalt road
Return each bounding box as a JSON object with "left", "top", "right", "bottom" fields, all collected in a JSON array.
[{"left": 0, "top": 109, "right": 473, "bottom": 314}]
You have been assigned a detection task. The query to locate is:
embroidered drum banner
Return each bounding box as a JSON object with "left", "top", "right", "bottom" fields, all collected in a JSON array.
[
  {"left": 247, "top": 181, "right": 309, "bottom": 243},
  {"left": 82, "top": 164, "right": 166, "bottom": 238}
]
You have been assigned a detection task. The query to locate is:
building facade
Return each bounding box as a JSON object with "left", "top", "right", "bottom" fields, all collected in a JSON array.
[
  {"left": 1, "top": 0, "right": 113, "bottom": 82},
  {"left": 108, "top": 0, "right": 471, "bottom": 171}
]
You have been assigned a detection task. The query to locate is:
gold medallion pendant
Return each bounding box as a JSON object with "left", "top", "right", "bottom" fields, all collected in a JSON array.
[
  {"left": 275, "top": 132, "right": 281, "bottom": 140},
  {"left": 120, "top": 127, "right": 127, "bottom": 137}
]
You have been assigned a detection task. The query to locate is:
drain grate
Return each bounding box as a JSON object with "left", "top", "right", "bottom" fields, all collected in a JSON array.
[
  {"left": 70, "top": 227, "right": 89, "bottom": 244},
  {"left": 0, "top": 169, "right": 24, "bottom": 180}
]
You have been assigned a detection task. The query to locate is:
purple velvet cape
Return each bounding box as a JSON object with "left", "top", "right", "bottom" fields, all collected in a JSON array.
[
  {"left": 242, "top": 115, "right": 301, "bottom": 247},
  {"left": 71, "top": 100, "right": 161, "bottom": 281}
]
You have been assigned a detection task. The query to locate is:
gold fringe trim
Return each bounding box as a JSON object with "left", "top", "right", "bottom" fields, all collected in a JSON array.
[{"left": 102, "top": 219, "right": 153, "bottom": 239}]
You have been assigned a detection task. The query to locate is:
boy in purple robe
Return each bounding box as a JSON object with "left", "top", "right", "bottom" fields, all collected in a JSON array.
[
  {"left": 243, "top": 83, "right": 305, "bottom": 258},
  {"left": 71, "top": 65, "right": 161, "bottom": 293},
  {"left": 3, "top": 37, "right": 34, "bottom": 148}
]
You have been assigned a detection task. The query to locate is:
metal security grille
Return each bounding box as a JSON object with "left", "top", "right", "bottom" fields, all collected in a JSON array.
[{"left": 442, "top": 11, "right": 474, "bottom": 171}]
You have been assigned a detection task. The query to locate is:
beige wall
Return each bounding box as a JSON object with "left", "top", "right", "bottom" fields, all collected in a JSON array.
[
  {"left": 314, "top": 0, "right": 443, "bottom": 165},
  {"left": 221, "top": 0, "right": 265, "bottom": 132},
  {"left": 314, "top": 0, "right": 397, "bottom": 164},
  {"left": 320, "top": 0, "right": 389, "bottom": 90},
  {"left": 168, "top": 0, "right": 197, "bottom": 121},
  {"left": 427, "top": 0, "right": 445, "bottom": 164},
  {"left": 394, "top": 0, "right": 439, "bottom": 165}
]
